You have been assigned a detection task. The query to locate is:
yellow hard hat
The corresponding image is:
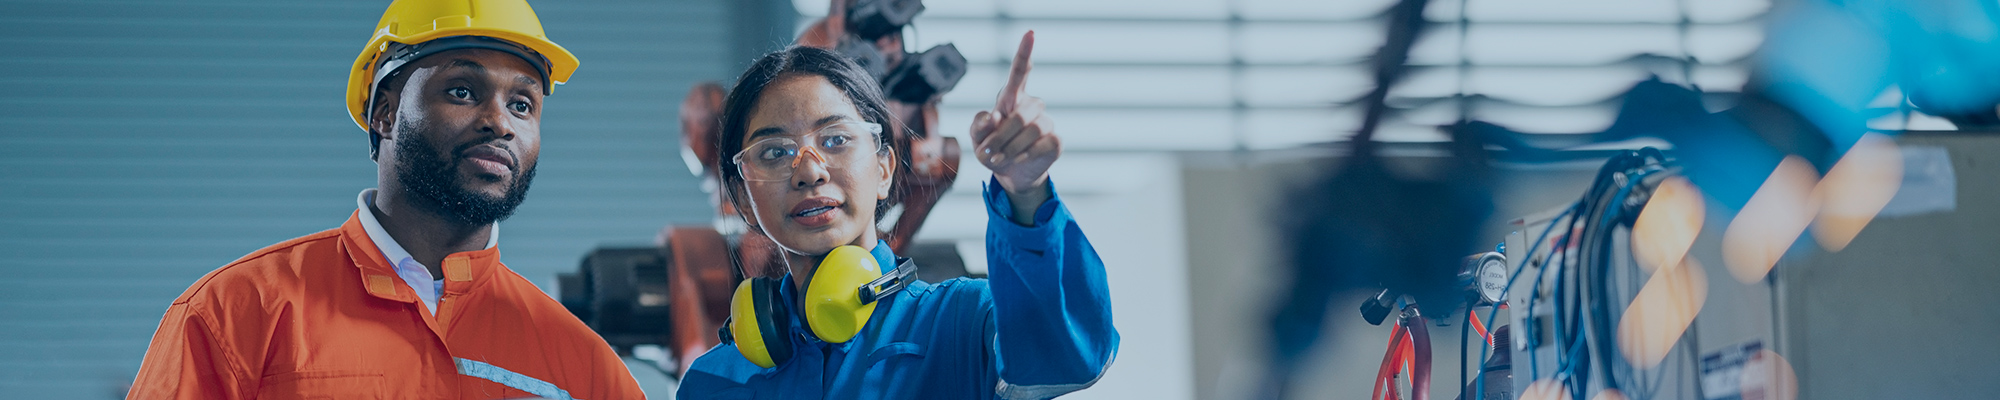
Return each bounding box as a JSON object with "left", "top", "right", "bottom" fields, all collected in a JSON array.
[{"left": 345, "top": 0, "right": 580, "bottom": 132}]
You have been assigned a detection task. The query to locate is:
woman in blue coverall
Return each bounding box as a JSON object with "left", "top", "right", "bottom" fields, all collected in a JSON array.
[{"left": 676, "top": 33, "right": 1118, "bottom": 399}]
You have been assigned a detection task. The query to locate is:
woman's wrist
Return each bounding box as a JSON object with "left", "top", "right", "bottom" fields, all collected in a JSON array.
[{"left": 1001, "top": 176, "right": 1050, "bottom": 226}]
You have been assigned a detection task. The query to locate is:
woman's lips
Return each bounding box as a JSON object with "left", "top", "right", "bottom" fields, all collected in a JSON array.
[{"left": 790, "top": 197, "right": 843, "bottom": 227}]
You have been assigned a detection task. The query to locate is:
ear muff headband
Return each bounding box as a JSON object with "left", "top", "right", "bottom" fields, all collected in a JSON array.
[{"left": 860, "top": 258, "right": 918, "bottom": 304}]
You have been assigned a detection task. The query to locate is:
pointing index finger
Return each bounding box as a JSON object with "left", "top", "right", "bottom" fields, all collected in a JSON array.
[{"left": 996, "top": 30, "right": 1035, "bottom": 116}]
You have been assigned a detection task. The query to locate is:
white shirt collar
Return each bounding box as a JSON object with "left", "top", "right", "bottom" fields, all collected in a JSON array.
[{"left": 356, "top": 188, "right": 498, "bottom": 314}]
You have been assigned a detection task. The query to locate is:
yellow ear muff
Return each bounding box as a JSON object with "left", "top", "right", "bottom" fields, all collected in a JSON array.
[
  {"left": 729, "top": 278, "right": 791, "bottom": 368},
  {"left": 801, "top": 245, "right": 882, "bottom": 343}
]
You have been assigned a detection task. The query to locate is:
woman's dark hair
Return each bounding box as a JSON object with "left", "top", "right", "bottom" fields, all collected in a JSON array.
[{"left": 717, "top": 46, "right": 900, "bottom": 223}]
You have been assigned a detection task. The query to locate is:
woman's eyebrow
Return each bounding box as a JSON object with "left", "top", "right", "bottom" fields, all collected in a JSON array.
[
  {"left": 811, "top": 115, "right": 847, "bottom": 127},
  {"left": 748, "top": 115, "right": 850, "bottom": 141},
  {"left": 748, "top": 126, "right": 787, "bottom": 141}
]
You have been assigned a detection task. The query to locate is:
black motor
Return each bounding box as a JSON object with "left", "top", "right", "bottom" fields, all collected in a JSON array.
[
  {"left": 832, "top": 0, "right": 966, "bottom": 104},
  {"left": 847, "top": 0, "right": 924, "bottom": 40}
]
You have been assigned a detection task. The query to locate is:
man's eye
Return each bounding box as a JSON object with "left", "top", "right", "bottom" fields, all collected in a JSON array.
[
  {"left": 509, "top": 101, "right": 531, "bottom": 114},
  {"left": 448, "top": 87, "right": 473, "bottom": 100}
]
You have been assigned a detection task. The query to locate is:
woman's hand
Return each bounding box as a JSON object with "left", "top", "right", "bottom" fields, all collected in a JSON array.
[{"left": 972, "top": 31, "right": 1061, "bottom": 225}]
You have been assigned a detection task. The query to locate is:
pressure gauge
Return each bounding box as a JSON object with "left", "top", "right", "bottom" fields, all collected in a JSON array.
[
  {"left": 1461, "top": 252, "right": 1508, "bottom": 305},
  {"left": 1476, "top": 253, "right": 1508, "bottom": 305}
]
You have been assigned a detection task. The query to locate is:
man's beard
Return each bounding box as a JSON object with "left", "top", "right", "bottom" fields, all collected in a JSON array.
[{"left": 393, "top": 122, "right": 536, "bottom": 227}]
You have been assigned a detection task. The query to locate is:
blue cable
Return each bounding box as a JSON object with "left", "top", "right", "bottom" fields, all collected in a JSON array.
[
  {"left": 1583, "top": 170, "right": 1641, "bottom": 393},
  {"left": 1566, "top": 152, "right": 1663, "bottom": 396},
  {"left": 1586, "top": 166, "right": 1668, "bottom": 396},
  {"left": 1472, "top": 202, "right": 1575, "bottom": 400},
  {"left": 1476, "top": 150, "right": 1672, "bottom": 400}
]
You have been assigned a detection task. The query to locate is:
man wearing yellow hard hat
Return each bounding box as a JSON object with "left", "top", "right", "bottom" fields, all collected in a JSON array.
[{"left": 127, "top": 1, "right": 642, "bottom": 399}]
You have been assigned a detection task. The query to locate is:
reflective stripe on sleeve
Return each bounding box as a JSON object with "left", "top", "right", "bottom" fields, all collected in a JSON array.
[{"left": 454, "top": 357, "right": 579, "bottom": 400}]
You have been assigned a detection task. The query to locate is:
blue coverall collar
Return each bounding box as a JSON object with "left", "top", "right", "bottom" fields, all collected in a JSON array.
[{"left": 867, "top": 239, "right": 897, "bottom": 273}]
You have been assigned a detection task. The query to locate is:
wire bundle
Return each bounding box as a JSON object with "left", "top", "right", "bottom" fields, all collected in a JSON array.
[{"left": 1471, "top": 148, "right": 1697, "bottom": 400}]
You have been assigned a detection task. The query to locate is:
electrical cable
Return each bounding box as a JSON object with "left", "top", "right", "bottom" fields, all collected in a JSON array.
[
  {"left": 1469, "top": 310, "right": 1492, "bottom": 345},
  {"left": 1556, "top": 150, "right": 1658, "bottom": 397},
  {"left": 1374, "top": 320, "right": 1411, "bottom": 400},
  {"left": 1524, "top": 206, "right": 1570, "bottom": 380},
  {"left": 1466, "top": 148, "right": 1678, "bottom": 400},
  {"left": 1609, "top": 159, "right": 1674, "bottom": 399},
  {"left": 1556, "top": 162, "right": 1612, "bottom": 395},
  {"left": 1585, "top": 154, "right": 1646, "bottom": 396},
  {"left": 1587, "top": 161, "right": 1640, "bottom": 393},
  {"left": 1578, "top": 151, "right": 1675, "bottom": 399},
  {"left": 1461, "top": 306, "right": 1471, "bottom": 399},
  {"left": 1473, "top": 202, "right": 1577, "bottom": 400},
  {"left": 1469, "top": 149, "right": 1662, "bottom": 397}
]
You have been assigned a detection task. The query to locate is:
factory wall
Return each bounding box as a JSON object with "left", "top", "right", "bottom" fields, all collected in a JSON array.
[{"left": 1779, "top": 132, "right": 2000, "bottom": 400}]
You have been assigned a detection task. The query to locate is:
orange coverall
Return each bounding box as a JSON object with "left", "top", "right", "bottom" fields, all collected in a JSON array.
[{"left": 128, "top": 211, "right": 643, "bottom": 399}]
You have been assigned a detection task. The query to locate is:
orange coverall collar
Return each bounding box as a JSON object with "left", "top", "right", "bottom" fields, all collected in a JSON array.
[{"left": 336, "top": 211, "right": 503, "bottom": 303}]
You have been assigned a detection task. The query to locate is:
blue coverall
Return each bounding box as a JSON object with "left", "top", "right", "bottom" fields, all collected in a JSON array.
[{"left": 677, "top": 178, "right": 1119, "bottom": 399}]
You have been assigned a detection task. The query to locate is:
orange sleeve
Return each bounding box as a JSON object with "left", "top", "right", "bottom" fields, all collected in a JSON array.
[
  {"left": 557, "top": 311, "right": 647, "bottom": 400},
  {"left": 594, "top": 341, "right": 647, "bottom": 400},
  {"left": 128, "top": 303, "right": 253, "bottom": 400}
]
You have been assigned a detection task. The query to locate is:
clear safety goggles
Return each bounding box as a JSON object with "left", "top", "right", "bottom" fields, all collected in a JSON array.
[{"left": 732, "top": 120, "right": 885, "bottom": 182}]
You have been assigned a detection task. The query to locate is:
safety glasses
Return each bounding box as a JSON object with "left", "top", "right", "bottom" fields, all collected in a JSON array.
[{"left": 732, "top": 120, "right": 885, "bottom": 182}]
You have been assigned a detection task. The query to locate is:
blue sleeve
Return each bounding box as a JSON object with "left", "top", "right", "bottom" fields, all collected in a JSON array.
[
  {"left": 676, "top": 343, "right": 764, "bottom": 399},
  {"left": 982, "top": 177, "right": 1119, "bottom": 400}
]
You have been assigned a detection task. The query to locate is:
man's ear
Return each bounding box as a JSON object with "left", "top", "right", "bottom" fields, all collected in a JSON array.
[
  {"left": 877, "top": 146, "right": 895, "bottom": 200},
  {"left": 366, "top": 88, "right": 401, "bottom": 161}
]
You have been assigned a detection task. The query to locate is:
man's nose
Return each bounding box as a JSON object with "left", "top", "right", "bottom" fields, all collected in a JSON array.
[{"left": 475, "top": 100, "right": 517, "bottom": 140}]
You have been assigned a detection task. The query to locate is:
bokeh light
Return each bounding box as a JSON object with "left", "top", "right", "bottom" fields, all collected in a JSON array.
[
  {"left": 1739, "top": 350, "right": 1799, "bottom": 400},
  {"left": 1722, "top": 156, "right": 1823, "bottom": 284},
  {"left": 1616, "top": 258, "right": 1710, "bottom": 369},
  {"left": 1632, "top": 176, "right": 1705, "bottom": 273},
  {"left": 1811, "top": 133, "right": 1903, "bottom": 252},
  {"left": 1519, "top": 379, "right": 1573, "bottom": 400}
]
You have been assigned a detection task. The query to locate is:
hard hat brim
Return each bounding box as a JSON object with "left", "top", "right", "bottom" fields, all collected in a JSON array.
[{"left": 345, "top": 28, "right": 578, "bottom": 132}]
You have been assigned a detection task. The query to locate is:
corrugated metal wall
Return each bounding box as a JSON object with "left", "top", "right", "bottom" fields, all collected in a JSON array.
[{"left": 0, "top": 0, "right": 782, "bottom": 397}]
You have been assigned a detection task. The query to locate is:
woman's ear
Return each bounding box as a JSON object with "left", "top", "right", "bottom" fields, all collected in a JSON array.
[{"left": 876, "top": 146, "right": 896, "bottom": 200}]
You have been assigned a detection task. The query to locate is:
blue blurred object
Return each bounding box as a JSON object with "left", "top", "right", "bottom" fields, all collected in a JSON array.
[
  {"left": 1476, "top": 0, "right": 2000, "bottom": 208},
  {"left": 1765, "top": 0, "right": 2000, "bottom": 133},
  {"left": 1466, "top": 77, "right": 1784, "bottom": 209}
]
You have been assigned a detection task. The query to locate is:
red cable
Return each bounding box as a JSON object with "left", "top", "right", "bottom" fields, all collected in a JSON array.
[
  {"left": 1407, "top": 314, "right": 1433, "bottom": 400},
  {"left": 1470, "top": 309, "right": 1492, "bottom": 346},
  {"left": 1373, "top": 321, "right": 1408, "bottom": 400}
]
